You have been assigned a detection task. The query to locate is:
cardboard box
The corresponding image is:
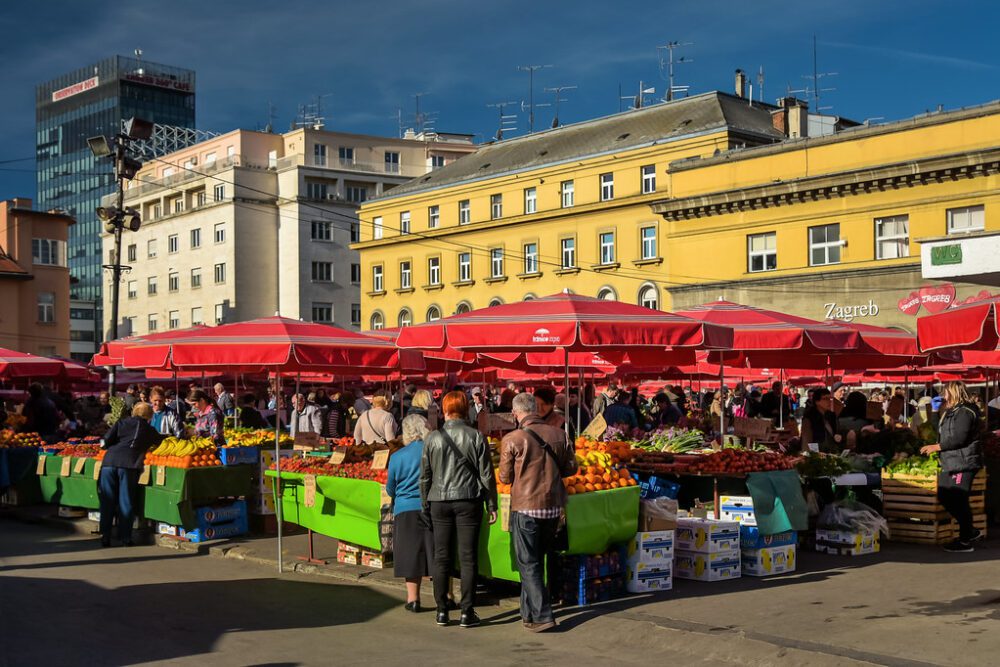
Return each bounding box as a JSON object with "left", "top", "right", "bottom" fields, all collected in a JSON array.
[
  {"left": 740, "top": 525, "right": 797, "bottom": 549},
  {"left": 336, "top": 547, "right": 359, "bottom": 565},
  {"left": 815, "top": 528, "right": 880, "bottom": 556},
  {"left": 719, "top": 495, "right": 756, "bottom": 525},
  {"left": 639, "top": 498, "right": 678, "bottom": 531},
  {"left": 742, "top": 544, "right": 796, "bottom": 576},
  {"left": 675, "top": 518, "right": 740, "bottom": 553},
  {"left": 157, "top": 518, "right": 248, "bottom": 543},
  {"left": 194, "top": 499, "right": 247, "bottom": 526},
  {"left": 626, "top": 530, "right": 674, "bottom": 566},
  {"left": 361, "top": 551, "right": 392, "bottom": 569},
  {"left": 673, "top": 549, "right": 741, "bottom": 581},
  {"left": 626, "top": 561, "right": 673, "bottom": 593}
]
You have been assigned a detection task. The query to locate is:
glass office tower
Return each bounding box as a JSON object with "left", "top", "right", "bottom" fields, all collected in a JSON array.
[{"left": 35, "top": 55, "right": 195, "bottom": 340}]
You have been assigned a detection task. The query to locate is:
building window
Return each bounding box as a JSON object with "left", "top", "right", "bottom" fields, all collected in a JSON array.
[
  {"left": 350, "top": 222, "right": 360, "bottom": 243},
  {"left": 491, "top": 194, "right": 503, "bottom": 220},
  {"left": 599, "top": 232, "right": 616, "bottom": 265},
  {"left": 311, "top": 220, "right": 332, "bottom": 241},
  {"left": 597, "top": 286, "right": 617, "bottom": 301},
  {"left": 561, "top": 180, "right": 574, "bottom": 208},
  {"left": 351, "top": 303, "right": 361, "bottom": 327},
  {"left": 373, "top": 216, "right": 383, "bottom": 240},
  {"left": 639, "top": 285, "right": 658, "bottom": 310},
  {"left": 173, "top": 199, "right": 184, "bottom": 214},
  {"left": 426, "top": 306, "right": 442, "bottom": 322},
  {"left": 313, "top": 143, "right": 327, "bottom": 167},
  {"left": 168, "top": 234, "right": 178, "bottom": 254},
  {"left": 488, "top": 298, "right": 504, "bottom": 308},
  {"left": 191, "top": 228, "right": 201, "bottom": 248},
  {"left": 947, "top": 205, "right": 985, "bottom": 234},
  {"left": 400, "top": 211, "right": 411, "bottom": 235},
  {"left": 748, "top": 232, "right": 777, "bottom": 272},
  {"left": 523, "top": 243, "right": 538, "bottom": 274},
  {"left": 31, "top": 239, "right": 65, "bottom": 266},
  {"left": 339, "top": 146, "right": 354, "bottom": 165},
  {"left": 561, "top": 238, "right": 576, "bottom": 269},
  {"left": 214, "top": 263, "right": 226, "bottom": 284},
  {"left": 345, "top": 186, "right": 367, "bottom": 203},
  {"left": 640, "top": 226, "right": 657, "bottom": 260},
  {"left": 398, "top": 308, "right": 412, "bottom": 327},
  {"left": 215, "top": 303, "right": 225, "bottom": 324},
  {"left": 524, "top": 187, "right": 537, "bottom": 214},
  {"left": 205, "top": 152, "right": 216, "bottom": 164},
  {"left": 312, "top": 302, "right": 333, "bottom": 323},
  {"left": 191, "top": 307, "right": 204, "bottom": 325},
  {"left": 125, "top": 317, "right": 138, "bottom": 335},
  {"left": 311, "top": 262, "right": 332, "bottom": 282},
  {"left": 372, "top": 265, "right": 384, "bottom": 292},
  {"left": 127, "top": 280, "right": 138, "bottom": 299},
  {"left": 151, "top": 203, "right": 161, "bottom": 220},
  {"left": 168, "top": 272, "right": 179, "bottom": 292},
  {"left": 456, "top": 302, "right": 472, "bottom": 314},
  {"left": 169, "top": 311, "right": 180, "bottom": 329},
  {"left": 490, "top": 248, "right": 504, "bottom": 278},
  {"left": 148, "top": 313, "right": 158, "bottom": 332},
  {"left": 430, "top": 155, "right": 445, "bottom": 169},
  {"left": 196, "top": 191, "right": 206, "bottom": 207},
  {"left": 875, "top": 215, "right": 910, "bottom": 259},
  {"left": 147, "top": 276, "right": 158, "bottom": 295},
  {"left": 147, "top": 239, "right": 157, "bottom": 258},
  {"left": 809, "top": 224, "right": 841, "bottom": 266},
  {"left": 37, "top": 292, "right": 55, "bottom": 323},
  {"left": 641, "top": 164, "right": 656, "bottom": 194},
  {"left": 459, "top": 200, "right": 471, "bottom": 225},
  {"left": 600, "top": 173, "right": 614, "bottom": 201},
  {"left": 370, "top": 311, "right": 384, "bottom": 330},
  {"left": 428, "top": 205, "right": 440, "bottom": 228},
  {"left": 458, "top": 252, "right": 471, "bottom": 282},
  {"left": 428, "top": 257, "right": 441, "bottom": 285},
  {"left": 127, "top": 243, "right": 137, "bottom": 262},
  {"left": 214, "top": 223, "right": 226, "bottom": 244},
  {"left": 191, "top": 267, "right": 202, "bottom": 288},
  {"left": 351, "top": 263, "right": 361, "bottom": 284},
  {"left": 385, "top": 151, "right": 400, "bottom": 173},
  {"left": 400, "top": 261, "right": 412, "bottom": 289},
  {"left": 214, "top": 184, "right": 225, "bottom": 201},
  {"left": 306, "top": 182, "right": 328, "bottom": 200}
]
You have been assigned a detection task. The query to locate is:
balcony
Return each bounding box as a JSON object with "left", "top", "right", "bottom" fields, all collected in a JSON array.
[
  {"left": 123, "top": 154, "right": 270, "bottom": 200},
  {"left": 275, "top": 153, "right": 426, "bottom": 178}
]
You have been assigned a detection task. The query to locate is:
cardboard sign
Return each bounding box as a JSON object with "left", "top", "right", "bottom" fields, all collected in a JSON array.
[
  {"left": 329, "top": 447, "right": 347, "bottom": 464},
  {"left": 380, "top": 485, "right": 392, "bottom": 508},
  {"left": 582, "top": 413, "right": 607, "bottom": 440},
  {"left": 60, "top": 457, "right": 72, "bottom": 477},
  {"left": 371, "top": 449, "right": 389, "bottom": 471},
  {"left": 36, "top": 454, "right": 47, "bottom": 475},
  {"left": 73, "top": 457, "right": 87, "bottom": 474},
  {"left": 499, "top": 494, "right": 511, "bottom": 532},
  {"left": 155, "top": 466, "right": 167, "bottom": 486},
  {"left": 304, "top": 474, "right": 318, "bottom": 508},
  {"left": 293, "top": 432, "right": 323, "bottom": 451},
  {"left": 93, "top": 460, "right": 102, "bottom": 480},
  {"left": 807, "top": 442, "right": 820, "bottom": 453},
  {"left": 479, "top": 410, "right": 517, "bottom": 434},
  {"left": 138, "top": 467, "right": 151, "bottom": 485}
]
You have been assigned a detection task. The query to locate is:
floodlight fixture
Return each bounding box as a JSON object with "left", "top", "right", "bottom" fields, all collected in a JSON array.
[{"left": 87, "top": 135, "right": 113, "bottom": 158}]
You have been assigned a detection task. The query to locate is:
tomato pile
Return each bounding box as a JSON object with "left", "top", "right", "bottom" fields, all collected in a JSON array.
[
  {"left": 682, "top": 449, "right": 797, "bottom": 475},
  {"left": 273, "top": 457, "right": 387, "bottom": 484}
]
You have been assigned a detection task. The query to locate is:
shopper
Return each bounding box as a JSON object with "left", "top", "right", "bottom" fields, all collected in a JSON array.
[
  {"left": 500, "top": 392, "right": 577, "bottom": 632},
  {"left": 351, "top": 394, "right": 395, "bottom": 444},
  {"left": 239, "top": 394, "right": 270, "bottom": 430},
  {"left": 591, "top": 382, "right": 618, "bottom": 418},
  {"left": 289, "top": 393, "right": 323, "bottom": 438},
  {"left": 325, "top": 394, "right": 349, "bottom": 438},
  {"left": 652, "top": 393, "right": 682, "bottom": 427},
  {"left": 603, "top": 390, "right": 637, "bottom": 430},
  {"left": 21, "top": 383, "right": 60, "bottom": 443},
  {"left": 409, "top": 389, "right": 440, "bottom": 430},
  {"left": 837, "top": 391, "right": 875, "bottom": 449},
  {"left": 122, "top": 385, "right": 139, "bottom": 412},
  {"left": 190, "top": 389, "right": 226, "bottom": 447},
  {"left": 386, "top": 415, "right": 436, "bottom": 612},
  {"left": 420, "top": 391, "right": 498, "bottom": 628},
  {"left": 533, "top": 386, "right": 565, "bottom": 431},
  {"left": 468, "top": 387, "right": 489, "bottom": 425},
  {"left": 800, "top": 387, "right": 839, "bottom": 453},
  {"left": 99, "top": 403, "right": 165, "bottom": 546},
  {"left": 759, "top": 381, "right": 792, "bottom": 426},
  {"left": 149, "top": 387, "right": 184, "bottom": 438},
  {"left": 353, "top": 388, "right": 372, "bottom": 416},
  {"left": 214, "top": 383, "right": 235, "bottom": 417},
  {"left": 921, "top": 381, "right": 984, "bottom": 552}
]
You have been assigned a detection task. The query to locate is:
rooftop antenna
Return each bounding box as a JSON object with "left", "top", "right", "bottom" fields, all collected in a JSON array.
[
  {"left": 544, "top": 85, "right": 576, "bottom": 128},
  {"left": 264, "top": 100, "right": 276, "bottom": 133},
  {"left": 134, "top": 48, "right": 144, "bottom": 75},
  {"left": 413, "top": 92, "right": 430, "bottom": 134},
  {"left": 487, "top": 100, "right": 519, "bottom": 140},
  {"left": 516, "top": 64, "right": 553, "bottom": 133},
  {"left": 757, "top": 66, "right": 765, "bottom": 104},
  {"left": 622, "top": 82, "right": 656, "bottom": 110},
  {"left": 391, "top": 107, "right": 404, "bottom": 138},
  {"left": 792, "top": 35, "right": 837, "bottom": 111},
  {"left": 657, "top": 41, "right": 694, "bottom": 101}
]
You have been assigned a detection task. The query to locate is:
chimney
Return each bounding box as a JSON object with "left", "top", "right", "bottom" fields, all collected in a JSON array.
[
  {"left": 771, "top": 97, "right": 808, "bottom": 138},
  {"left": 734, "top": 69, "right": 747, "bottom": 99}
]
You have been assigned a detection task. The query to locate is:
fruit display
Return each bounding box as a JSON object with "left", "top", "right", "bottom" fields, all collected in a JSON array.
[
  {"left": 559, "top": 438, "right": 637, "bottom": 495},
  {"left": 4, "top": 414, "right": 27, "bottom": 430},
  {"left": 0, "top": 429, "right": 43, "bottom": 449},
  {"left": 223, "top": 428, "right": 293, "bottom": 448},
  {"left": 680, "top": 448, "right": 798, "bottom": 475},
  {"left": 145, "top": 436, "right": 221, "bottom": 468},
  {"left": 46, "top": 437, "right": 104, "bottom": 459},
  {"left": 271, "top": 456, "right": 388, "bottom": 483}
]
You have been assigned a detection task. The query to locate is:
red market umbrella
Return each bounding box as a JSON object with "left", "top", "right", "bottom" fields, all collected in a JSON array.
[
  {"left": 92, "top": 325, "right": 209, "bottom": 366},
  {"left": 0, "top": 348, "right": 65, "bottom": 379},
  {"left": 917, "top": 295, "right": 1000, "bottom": 352}
]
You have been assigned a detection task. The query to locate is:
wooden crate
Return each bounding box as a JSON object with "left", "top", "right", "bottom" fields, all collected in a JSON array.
[{"left": 881, "top": 471, "right": 988, "bottom": 544}]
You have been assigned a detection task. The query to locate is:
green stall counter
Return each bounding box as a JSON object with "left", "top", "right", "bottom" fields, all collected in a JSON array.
[
  {"left": 143, "top": 464, "right": 254, "bottom": 529},
  {"left": 36, "top": 455, "right": 101, "bottom": 509}
]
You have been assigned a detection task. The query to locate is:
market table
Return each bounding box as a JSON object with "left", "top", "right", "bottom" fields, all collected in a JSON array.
[
  {"left": 0, "top": 447, "right": 38, "bottom": 488},
  {"left": 143, "top": 464, "right": 255, "bottom": 529},
  {"left": 36, "top": 455, "right": 101, "bottom": 509}
]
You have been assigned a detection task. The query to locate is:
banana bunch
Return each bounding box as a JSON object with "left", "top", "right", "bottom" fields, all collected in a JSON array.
[
  {"left": 151, "top": 436, "right": 215, "bottom": 457},
  {"left": 575, "top": 450, "right": 612, "bottom": 468}
]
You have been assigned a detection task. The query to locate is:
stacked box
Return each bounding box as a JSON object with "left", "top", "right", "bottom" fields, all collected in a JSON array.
[
  {"left": 674, "top": 517, "right": 741, "bottom": 582},
  {"left": 336, "top": 540, "right": 393, "bottom": 569},
  {"left": 815, "top": 528, "right": 880, "bottom": 556},
  {"left": 219, "top": 446, "right": 261, "bottom": 466},
  {"left": 719, "top": 495, "right": 756, "bottom": 525},
  {"left": 742, "top": 544, "right": 796, "bottom": 576},
  {"left": 626, "top": 530, "right": 674, "bottom": 593},
  {"left": 558, "top": 546, "right": 626, "bottom": 606},
  {"left": 251, "top": 449, "right": 296, "bottom": 515},
  {"left": 632, "top": 474, "right": 681, "bottom": 500},
  {"left": 739, "top": 525, "right": 797, "bottom": 549},
  {"left": 157, "top": 499, "right": 249, "bottom": 543}
]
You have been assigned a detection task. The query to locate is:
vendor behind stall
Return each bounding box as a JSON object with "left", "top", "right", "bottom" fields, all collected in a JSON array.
[
  {"left": 354, "top": 395, "right": 397, "bottom": 445},
  {"left": 800, "top": 388, "right": 840, "bottom": 453}
]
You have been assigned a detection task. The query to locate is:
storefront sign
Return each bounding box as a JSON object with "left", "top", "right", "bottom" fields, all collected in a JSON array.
[
  {"left": 930, "top": 244, "right": 963, "bottom": 266},
  {"left": 823, "top": 299, "right": 879, "bottom": 322},
  {"left": 897, "top": 283, "right": 957, "bottom": 316},
  {"left": 51, "top": 76, "right": 99, "bottom": 102},
  {"left": 121, "top": 72, "right": 192, "bottom": 92}
]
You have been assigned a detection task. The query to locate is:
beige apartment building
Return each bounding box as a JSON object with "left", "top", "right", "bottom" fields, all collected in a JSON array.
[{"left": 104, "top": 126, "right": 475, "bottom": 336}]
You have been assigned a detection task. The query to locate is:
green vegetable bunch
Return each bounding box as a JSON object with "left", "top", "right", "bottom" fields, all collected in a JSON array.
[{"left": 884, "top": 453, "right": 941, "bottom": 477}]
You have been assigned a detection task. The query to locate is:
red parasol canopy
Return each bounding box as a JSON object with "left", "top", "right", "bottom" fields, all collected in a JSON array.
[
  {"left": 917, "top": 295, "right": 1000, "bottom": 352},
  {"left": 91, "top": 325, "right": 209, "bottom": 366},
  {"left": 0, "top": 348, "right": 65, "bottom": 379}
]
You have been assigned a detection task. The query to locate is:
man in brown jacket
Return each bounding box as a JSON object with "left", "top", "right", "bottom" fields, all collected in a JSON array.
[{"left": 499, "top": 392, "right": 578, "bottom": 632}]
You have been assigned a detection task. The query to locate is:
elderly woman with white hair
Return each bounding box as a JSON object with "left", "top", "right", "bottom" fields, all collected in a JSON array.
[{"left": 386, "top": 414, "right": 436, "bottom": 611}]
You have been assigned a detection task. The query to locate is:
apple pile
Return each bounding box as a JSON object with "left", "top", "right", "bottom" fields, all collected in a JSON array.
[{"left": 0, "top": 429, "right": 44, "bottom": 449}]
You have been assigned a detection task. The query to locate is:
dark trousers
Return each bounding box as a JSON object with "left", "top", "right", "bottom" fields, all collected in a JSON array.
[
  {"left": 511, "top": 512, "right": 559, "bottom": 624},
  {"left": 98, "top": 466, "right": 140, "bottom": 543},
  {"left": 430, "top": 499, "right": 482, "bottom": 614},
  {"left": 938, "top": 470, "right": 978, "bottom": 541}
]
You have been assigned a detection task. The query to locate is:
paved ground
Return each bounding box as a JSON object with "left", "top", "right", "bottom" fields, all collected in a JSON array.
[{"left": 3, "top": 517, "right": 1000, "bottom": 666}]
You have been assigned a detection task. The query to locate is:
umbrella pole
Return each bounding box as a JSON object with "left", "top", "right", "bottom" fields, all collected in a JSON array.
[
  {"left": 274, "top": 371, "right": 283, "bottom": 574},
  {"left": 174, "top": 371, "right": 180, "bottom": 425},
  {"left": 719, "top": 360, "right": 725, "bottom": 441},
  {"left": 234, "top": 374, "right": 240, "bottom": 429},
  {"left": 563, "top": 348, "right": 570, "bottom": 442},
  {"left": 577, "top": 368, "right": 583, "bottom": 432},
  {"left": 779, "top": 368, "right": 784, "bottom": 427},
  {"left": 904, "top": 369, "right": 909, "bottom": 422}
]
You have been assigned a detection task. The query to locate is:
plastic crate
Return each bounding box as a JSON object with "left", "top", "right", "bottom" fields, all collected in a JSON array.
[
  {"left": 219, "top": 446, "right": 260, "bottom": 466},
  {"left": 561, "top": 574, "right": 625, "bottom": 606},
  {"left": 194, "top": 499, "right": 247, "bottom": 528},
  {"left": 632, "top": 473, "right": 681, "bottom": 500}
]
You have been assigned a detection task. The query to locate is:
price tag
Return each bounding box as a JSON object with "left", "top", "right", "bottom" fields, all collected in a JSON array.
[
  {"left": 807, "top": 442, "right": 820, "bottom": 453},
  {"left": 371, "top": 449, "right": 389, "bottom": 471},
  {"left": 36, "top": 454, "right": 47, "bottom": 475},
  {"left": 380, "top": 485, "right": 392, "bottom": 508},
  {"left": 138, "top": 467, "right": 151, "bottom": 485},
  {"left": 60, "top": 457, "right": 72, "bottom": 477},
  {"left": 155, "top": 466, "right": 167, "bottom": 486},
  {"left": 582, "top": 413, "right": 607, "bottom": 440},
  {"left": 73, "top": 457, "right": 87, "bottom": 474},
  {"left": 330, "top": 447, "right": 347, "bottom": 464},
  {"left": 92, "top": 460, "right": 103, "bottom": 480},
  {"left": 304, "top": 474, "right": 317, "bottom": 508}
]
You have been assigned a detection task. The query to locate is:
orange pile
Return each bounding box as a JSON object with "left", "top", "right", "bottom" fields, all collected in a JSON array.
[{"left": 144, "top": 452, "right": 221, "bottom": 469}]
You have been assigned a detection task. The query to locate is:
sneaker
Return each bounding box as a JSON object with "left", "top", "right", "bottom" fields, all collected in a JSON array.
[
  {"left": 524, "top": 620, "right": 557, "bottom": 633},
  {"left": 435, "top": 611, "right": 449, "bottom": 626},
  {"left": 444, "top": 598, "right": 459, "bottom": 611},
  {"left": 943, "top": 539, "right": 974, "bottom": 553},
  {"left": 459, "top": 611, "right": 481, "bottom": 628},
  {"left": 404, "top": 601, "right": 421, "bottom": 613},
  {"left": 969, "top": 529, "right": 985, "bottom": 543}
]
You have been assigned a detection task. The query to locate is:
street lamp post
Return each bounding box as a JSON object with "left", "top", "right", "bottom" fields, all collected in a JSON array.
[{"left": 88, "top": 117, "right": 153, "bottom": 393}]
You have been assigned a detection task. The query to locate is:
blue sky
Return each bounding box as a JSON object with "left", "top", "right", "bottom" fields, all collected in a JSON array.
[{"left": 1, "top": 0, "right": 997, "bottom": 199}]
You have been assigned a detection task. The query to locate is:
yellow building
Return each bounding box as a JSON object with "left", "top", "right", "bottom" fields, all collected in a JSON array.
[{"left": 355, "top": 92, "right": 1000, "bottom": 332}]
